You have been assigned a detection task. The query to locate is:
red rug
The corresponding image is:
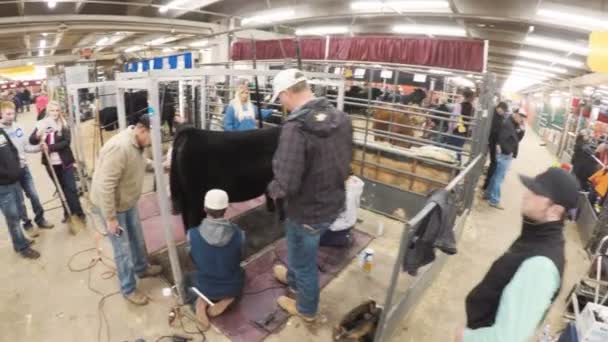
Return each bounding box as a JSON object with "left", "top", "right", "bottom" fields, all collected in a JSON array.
[{"left": 210, "top": 229, "right": 374, "bottom": 342}]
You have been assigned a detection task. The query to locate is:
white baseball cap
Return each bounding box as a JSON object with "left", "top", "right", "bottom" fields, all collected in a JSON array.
[
  {"left": 204, "top": 189, "right": 229, "bottom": 210},
  {"left": 270, "top": 68, "right": 308, "bottom": 103}
]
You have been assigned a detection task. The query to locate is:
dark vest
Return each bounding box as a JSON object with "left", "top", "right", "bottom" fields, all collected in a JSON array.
[
  {"left": 188, "top": 228, "right": 244, "bottom": 300},
  {"left": 465, "top": 220, "right": 565, "bottom": 329}
]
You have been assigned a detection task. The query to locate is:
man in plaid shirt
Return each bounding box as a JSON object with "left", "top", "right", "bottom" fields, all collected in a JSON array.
[{"left": 268, "top": 69, "right": 353, "bottom": 321}]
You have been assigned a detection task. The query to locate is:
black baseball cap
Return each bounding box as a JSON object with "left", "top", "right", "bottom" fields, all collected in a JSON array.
[{"left": 519, "top": 167, "right": 580, "bottom": 210}]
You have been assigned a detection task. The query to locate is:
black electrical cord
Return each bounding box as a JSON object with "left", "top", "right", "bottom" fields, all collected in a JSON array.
[
  {"left": 154, "top": 336, "right": 175, "bottom": 342},
  {"left": 67, "top": 247, "right": 119, "bottom": 342}
]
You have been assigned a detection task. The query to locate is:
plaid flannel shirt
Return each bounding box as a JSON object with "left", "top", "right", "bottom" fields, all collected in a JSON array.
[{"left": 268, "top": 98, "right": 353, "bottom": 225}]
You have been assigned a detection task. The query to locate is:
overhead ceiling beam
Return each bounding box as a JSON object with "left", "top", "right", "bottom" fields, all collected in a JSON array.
[{"left": 0, "top": 15, "right": 220, "bottom": 36}]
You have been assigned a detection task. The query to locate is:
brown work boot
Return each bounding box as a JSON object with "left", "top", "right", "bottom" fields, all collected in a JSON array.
[
  {"left": 195, "top": 298, "right": 210, "bottom": 331},
  {"left": 207, "top": 297, "right": 235, "bottom": 318},
  {"left": 138, "top": 264, "right": 163, "bottom": 278},
  {"left": 277, "top": 296, "right": 316, "bottom": 322},
  {"left": 125, "top": 289, "right": 149, "bottom": 305},
  {"left": 489, "top": 202, "right": 505, "bottom": 210},
  {"left": 273, "top": 265, "right": 288, "bottom": 285}
]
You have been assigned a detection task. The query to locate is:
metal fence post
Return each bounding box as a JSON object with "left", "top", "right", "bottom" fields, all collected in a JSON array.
[{"left": 148, "top": 78, "right": 185, "bottom": 304}]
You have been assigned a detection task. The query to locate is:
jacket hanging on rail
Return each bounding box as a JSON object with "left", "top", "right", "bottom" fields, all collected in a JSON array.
[{"left": 402, "top": 189, "right": 458, "bottom": 275}]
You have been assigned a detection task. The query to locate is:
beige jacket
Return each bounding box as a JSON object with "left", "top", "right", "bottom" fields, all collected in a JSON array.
[{"left": 90, "top": 127, "right": 146, "bottom": 220}]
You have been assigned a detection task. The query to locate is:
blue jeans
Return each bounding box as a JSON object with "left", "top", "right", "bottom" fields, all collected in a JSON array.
[
  {"left": 94, "top": 206, "right": 148, "bottom": 295},
  {"left": 0, "top": 183, "right": 30, "bottom": 252},
  {"left": 47, "top": 165, "right": 83, "bottom": 217},
  {"left": 485, "top": 154, "right": 513, "bottom": 205},
  {"left": 285, "top": 219, "right": 331, "bottom": 316},
  {"left": 18, "top": 166, "right": 45, "bottom": 226}
]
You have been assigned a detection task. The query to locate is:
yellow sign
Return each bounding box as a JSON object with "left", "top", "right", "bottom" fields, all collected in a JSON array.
[
  {"left": 0, "top": 65, "right": 35, "bottom": 75},
  {"left": 588, "top": 32, "right": 608, "bottom": 72}
]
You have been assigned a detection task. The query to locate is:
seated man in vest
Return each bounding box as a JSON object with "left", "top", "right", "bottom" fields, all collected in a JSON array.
[
  {"left": 459, "top": 167, "right": 579, "bottom": 342},
  {"left": 186, "top": 189, "right": 245, "bottom": 330},
  {"left": 320, "top": 173, "right": 364, "bottom": 247}
]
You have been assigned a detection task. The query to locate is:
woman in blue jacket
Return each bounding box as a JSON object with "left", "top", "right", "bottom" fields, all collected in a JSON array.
[{"left": 223, "top": 84, "right": 273, "bottom": 131}]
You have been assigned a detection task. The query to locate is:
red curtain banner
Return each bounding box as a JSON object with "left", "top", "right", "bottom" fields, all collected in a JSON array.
[{"left": 231, "top": 36, "right": 485, "bottom": 72}]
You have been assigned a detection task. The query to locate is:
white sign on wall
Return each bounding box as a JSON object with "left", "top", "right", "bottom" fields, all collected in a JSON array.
[
  {"left": 413, "top": 73, "right": 427, "bottom": 83},
  {"left": 380, "top": 70, "right": 393, "bottom": 79}
]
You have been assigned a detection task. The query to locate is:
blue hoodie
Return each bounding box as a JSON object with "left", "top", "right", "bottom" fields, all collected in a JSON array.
[{"left": 223, "top": 103, "right": 273, "bottom": 131}]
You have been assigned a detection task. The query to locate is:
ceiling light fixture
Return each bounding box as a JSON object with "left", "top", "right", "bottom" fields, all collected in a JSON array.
[
  {"left": 392, "top": 24, "right": 466, "bottom": 37},
  {"left": 518, "top": 50, "right": 585, "bottom": 68},
  {"left": 502, "top": 75, "right": 547, "bottom": 93},
  {"left": 159, "top": 0, "right": 219, "bottom": 13},
  {"left": 537, "top": 8, "right": 608, "bottom": 32},
  {"left": 510, "top": 66, "right": 557, "bottom": 79},
  {"left": 241, "top": 9, "right": 295, "bottom": 26},
  {"left": 189, "top": 39, "right": 209, "bottom": 47},
  {"left": 124, "top": 46, "right": 144, "bottom": 53},
  {"left": 159, "top": 0, "right": 188, "bottom": 13},
  {"left": 524, "top": 35, "right": 589, "bottom": 55},
  {"left": 96, "top": 37, "right": 109, "bottom": 47},
  {"left": 147, "top": 36, "right": 180, "bottom": 46},
  {"left": 514, "top": 60, "right": 567, "bottom": 73},
  {"left": 39, "top": 40, "right": 46, "bottom": 49},
  {"left": 38, "top": 50, "right": 45, "bottom": 57},
  {"left": 295, "top": 26, "right": 349, "bottom": 36},
  {"left": 350, "top": 1, "right": 451, "bottom": 12},
  {"left": 47, "top": 1, "right": 57, "bottom": 9}
]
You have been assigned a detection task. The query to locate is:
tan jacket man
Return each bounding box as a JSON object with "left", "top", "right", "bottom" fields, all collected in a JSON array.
[{"left": 90, "top": 116, "right": 162, "bottom": 305}]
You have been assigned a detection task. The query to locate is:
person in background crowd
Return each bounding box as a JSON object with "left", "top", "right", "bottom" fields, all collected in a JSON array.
[
  {"left": 185, "top": 189, "right": 245, "bottom": 330},
  {"left": 90, "top": 115, "right": 162, "bottom": 305},
  {"left": 588, "top": 142, "right": 608, "bottom": 210},
  {"left": 482, "top": 102, "right": 509, "bottom": 191},
  {"left": 426, "top": 102, "right": 452, "bottom": 143},
  {"left": 484, "top": 109, "right": 526, "bottom": 209},
  {"left": 0, "top": 125, "right": 40, "bottom": 259},
  {"left": 458, "top": 168, "right": 579, "bottom": 342},
  {"left": 223, "top": 84, "right": 274, "bottom": 131},
  {"left": 29, "top": 101, "right": 85, "bottom": 223},
  {"left": 447, "top": 88, "right": 476, "bottom": 161},
  {"left": 35, "top": 91, "right": 49, "bottom": 120},
  {"left": 268, "top": 69, "right": 352, "bottom": 321},
  {"left": 22, "top": 87, "right": 31, "bottom": 112},
  {"left": 571, "top": 130, "right": 597, "bottom": 192},
  {"left": 0, "top": 101, "right": 54, "bottom": 239},
  {"left": 512, "top": 108, "right": 527, "bottom": 157},
  {"left": 13, "top": 89, "right": 23, "bottom": 114},
  {"left": 320, "top": 172, "right": 364, "bottom": 247}
]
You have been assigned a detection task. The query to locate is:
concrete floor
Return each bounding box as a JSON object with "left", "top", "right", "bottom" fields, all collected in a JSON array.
[{"left": 0, "top": 111, "right": 590, "bottom": 342}]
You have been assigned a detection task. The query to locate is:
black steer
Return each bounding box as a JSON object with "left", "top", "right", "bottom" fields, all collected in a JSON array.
[
  {"left": 170, "top": 126, "right": 281, "bottom": 229},
  {"left": 98, "top": 89, "right": 176, "bottom": 132}
]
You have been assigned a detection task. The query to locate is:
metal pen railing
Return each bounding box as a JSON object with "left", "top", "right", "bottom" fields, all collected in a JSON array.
[{"left": 374, "top": 153, "right": 484, "bottom": 341}]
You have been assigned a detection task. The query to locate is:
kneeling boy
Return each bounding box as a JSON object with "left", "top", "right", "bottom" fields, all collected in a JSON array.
[{"left": 187, "top": 189, "right": 245, "bottom": 329}]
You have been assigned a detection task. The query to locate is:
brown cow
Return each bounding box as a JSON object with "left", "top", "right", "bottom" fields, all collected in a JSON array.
[{"left": 372, "top": 104, "right": 427, "bottom": 148}]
